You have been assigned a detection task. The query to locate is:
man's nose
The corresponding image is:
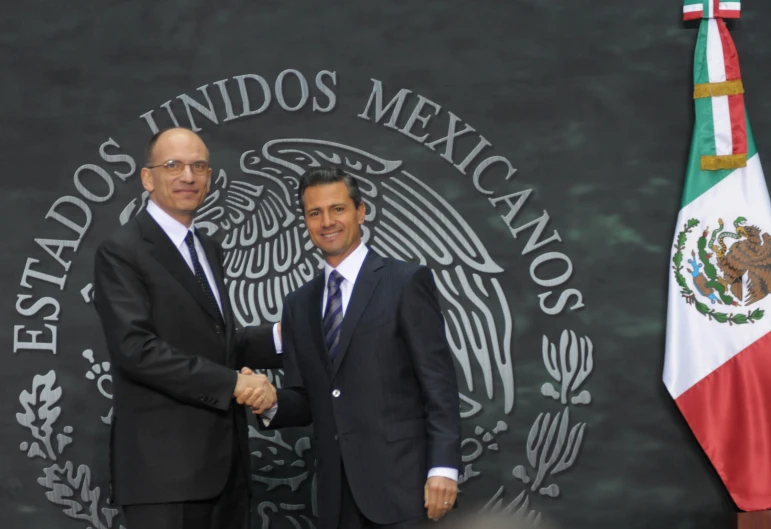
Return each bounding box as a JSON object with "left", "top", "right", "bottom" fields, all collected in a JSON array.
[
  {"left": 179, "top": 165, "right": 195, "bottom": 182},
  {"left": 320, "top": 211, "right": 334, "bottom": 226}
]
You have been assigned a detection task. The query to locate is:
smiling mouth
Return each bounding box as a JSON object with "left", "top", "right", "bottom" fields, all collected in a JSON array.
[{"left": 321, "top": 231, "right": 341, "bottom": 239}]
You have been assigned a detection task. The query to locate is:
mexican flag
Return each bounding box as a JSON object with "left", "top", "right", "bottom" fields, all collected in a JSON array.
[{"left": 663, "top": 5, "right": 771, "bottom": 511}]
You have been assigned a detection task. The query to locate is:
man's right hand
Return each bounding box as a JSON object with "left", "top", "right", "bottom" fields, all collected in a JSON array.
[{"left": 233, "top": 369, "right": 277, "bottom": 414}]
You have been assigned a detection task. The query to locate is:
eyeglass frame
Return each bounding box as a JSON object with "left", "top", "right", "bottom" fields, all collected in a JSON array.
[{"left": 145, "top": 159, "right": 211, "bottom": 176}]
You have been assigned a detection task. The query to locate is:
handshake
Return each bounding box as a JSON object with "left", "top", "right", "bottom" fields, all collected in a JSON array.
[{"left": 232, "top": 367, "right": 277, "bottom": 414}]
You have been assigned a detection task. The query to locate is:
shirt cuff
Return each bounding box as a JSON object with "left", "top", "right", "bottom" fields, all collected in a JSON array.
[
  {"left": 428, "top": 467, "right": 458, "bottom": 481},
  {"left": 272, "top": 323, "right": 283, "bottom": 355},
  {"left": 261, "top": 402, "right": 278, "bottom": 427}
]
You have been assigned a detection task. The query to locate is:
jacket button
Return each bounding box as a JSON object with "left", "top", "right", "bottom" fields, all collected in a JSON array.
[
  {"left": 214, "top": 324, "right": 222, "bottom": 334},
  {"left": 334, "top": 434, "right": 339, "bottom": 441},
  {"left": 332, "top": 389, "right": 341, "bottom": 398}
]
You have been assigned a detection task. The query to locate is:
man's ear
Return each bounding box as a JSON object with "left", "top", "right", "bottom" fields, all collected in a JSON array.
[
  {"left": 140, "top": 168, "right": 154, "bottom": 193},
  {"left": 357, "top": 202, "right": 366, "bottom": 224}
]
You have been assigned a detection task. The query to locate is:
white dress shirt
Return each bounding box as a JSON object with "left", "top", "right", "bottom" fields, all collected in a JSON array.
[
  {"left": 146, "top": 200, "right": 223, "bottom": 314},
  {"left": 146, "top": 200, "right": 281, "bottom": 352},
  {"left": 266, "top": 242, "right": 457, "bottom": 482}
]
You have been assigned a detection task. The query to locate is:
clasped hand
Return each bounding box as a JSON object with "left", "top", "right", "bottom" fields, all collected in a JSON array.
[{"left": 233, "top": 367, "right": 276, "bottom": 414}]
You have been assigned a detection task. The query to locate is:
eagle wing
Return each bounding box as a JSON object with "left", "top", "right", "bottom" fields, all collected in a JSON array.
[{"left": 724, "top": 233, "right": 771, "bottom": 305}]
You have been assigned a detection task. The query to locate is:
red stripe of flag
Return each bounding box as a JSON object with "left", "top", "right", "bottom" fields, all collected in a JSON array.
[
  {"left": 717, "top": 19, "right": 747, "bottom": 155},
  {"left": 728, "top": 92, "right": 747, "bottom": 155},
  {"left": 718, "top": 3, "right": 742, "bottom": 19},
  {"left": 676, "top": 331, "right": 771, "bottom": 511}
]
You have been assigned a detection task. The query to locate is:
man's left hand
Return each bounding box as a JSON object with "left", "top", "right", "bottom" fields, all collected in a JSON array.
[{"left": 424, "top": 476, "right": 457, "bottom": 521}]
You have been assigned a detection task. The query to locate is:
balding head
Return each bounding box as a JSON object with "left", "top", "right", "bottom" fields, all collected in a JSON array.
[
  {"left": 145, "top": 127, "right": 209, "bottom": 167},
  {"left": 140, "top": 127, "right": 212, "bottom": 227}
]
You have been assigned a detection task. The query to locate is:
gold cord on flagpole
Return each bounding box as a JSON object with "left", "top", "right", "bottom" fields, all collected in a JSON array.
[
  {"left": 693, "top": 79, "right": 744, "bottom": 99},
  {"left": 700, "top": 154, "right": 747, "bottom": 170}
]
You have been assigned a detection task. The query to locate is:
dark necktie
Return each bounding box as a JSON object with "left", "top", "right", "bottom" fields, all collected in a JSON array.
[
  {"left": 323, "top": 271, "right": 344, "bottom": 360},
  {"left": 183, "top": 230, "right": 223, "bottom": 323}
]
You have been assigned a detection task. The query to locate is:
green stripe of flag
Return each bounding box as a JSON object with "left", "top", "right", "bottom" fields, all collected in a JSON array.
[
  {"left": 681, "top": 110, "right": 757, "bottom": 208},
  {"left": 693, "top": 20, "right": 710, "bottom": 85},
  {"left": 694, "top": 96, "right": 716, "bottom": 160}
]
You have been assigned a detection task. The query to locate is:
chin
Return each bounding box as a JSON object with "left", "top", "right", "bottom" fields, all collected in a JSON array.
[
  {"left": 319, "top": 245, "right": 344, "bottom": 257},
  {"left": 176, "top": 200, "right": 203, "bottom": 210}
]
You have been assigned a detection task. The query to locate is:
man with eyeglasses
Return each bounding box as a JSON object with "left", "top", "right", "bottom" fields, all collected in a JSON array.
[{"left": 93, "top": 127, "right": 282, "bottom": 529}]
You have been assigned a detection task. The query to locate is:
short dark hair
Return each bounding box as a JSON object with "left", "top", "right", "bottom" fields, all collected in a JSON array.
[
  {"left": 145, "top": 127, "right": 205, "bottom": 166},
  {"left": 298, "top": 166, "right": 362, "bottom": 212}
]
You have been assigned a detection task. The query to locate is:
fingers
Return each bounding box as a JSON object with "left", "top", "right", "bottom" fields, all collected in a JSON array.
[
  {"left": 244, "top": 389, "right": 266, "bottom": 411},
  {"left": 424, "top": 480, "right": 439, "bottom": 520},
  {"left": 424, "top": 477, "right": 457, "bottom": 521},
  {"left": 439, "top": 485, "right": 456, "bottom": 516},
  {"left": 236, "top": 387, "right": 254, "bottom": 405},
  {"left": 235, "top": 372, "right": 276, "bottom": 413},
  {"left": 251, "top": 383, "right": 277, "bottom": 414},
  {"left": 426, "top": 489, "right": 440, "bottom": 520}
]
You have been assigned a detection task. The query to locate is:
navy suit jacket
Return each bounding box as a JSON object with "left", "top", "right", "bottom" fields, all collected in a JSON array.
[{"left": 268, "top": 251, "right": 461, "bottom": 528}]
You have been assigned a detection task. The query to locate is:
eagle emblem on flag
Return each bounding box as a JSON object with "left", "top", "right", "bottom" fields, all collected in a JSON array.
[{"left": 672, "top": 216, "right": 769, "bottom": 324}]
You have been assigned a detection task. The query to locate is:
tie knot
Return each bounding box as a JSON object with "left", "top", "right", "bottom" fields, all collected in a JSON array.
[{"left": 327, "top": 270, "right": 343, "bottom": 291}]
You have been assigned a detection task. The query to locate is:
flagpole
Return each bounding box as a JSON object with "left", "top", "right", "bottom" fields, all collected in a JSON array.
[{"left": 737, "top": 510, "right": 771, "bottom": 528}]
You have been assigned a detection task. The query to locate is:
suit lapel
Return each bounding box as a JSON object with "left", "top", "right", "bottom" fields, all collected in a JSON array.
[
  {"left": 138, "top": 211, "right": 223, "bottom": 324},
  {"left": 197, "top": 232, "right": 236, "bottom": 362},
  {"left": 330, "top": 252, "right": 384, "bottom": 380}
]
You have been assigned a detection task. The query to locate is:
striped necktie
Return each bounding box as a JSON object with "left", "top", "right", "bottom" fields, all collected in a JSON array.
[
  {"left": 323, "top": 271, "right": 344, "bottom": 360},
  {"left": 183, "top": 230, "right": 223, "bottom": 323}
]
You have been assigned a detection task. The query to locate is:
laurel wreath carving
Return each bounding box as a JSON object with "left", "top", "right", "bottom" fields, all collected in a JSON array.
[
  {"left": 16, "top": 371, "right": 64, "bottom": 461},
  {"left": 673, "top": 219, "right": 764, "bottom": 325},
  {"left": 38, "top": 461, "right": 120, "bottom": 529},
  {"left": 19, "top": 332, "right": 592, "bottom": 529},
  {"left": 469, "top": 328, "right": 590, "bottom": 525},
  {"left": 16, "top": 370, "right": 125, "bottom": 529}
]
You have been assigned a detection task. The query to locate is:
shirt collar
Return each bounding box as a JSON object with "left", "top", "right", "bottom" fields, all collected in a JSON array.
[
  {"left": 324, "top": 243, "right": 369, "bottom": 286},
  {"left": 146, "top": 199, "right": 194, "bottom": 249}
]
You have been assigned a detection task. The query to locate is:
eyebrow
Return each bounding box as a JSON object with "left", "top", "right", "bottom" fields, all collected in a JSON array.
[{"left": 306, "top": 203, "right": 348, "bottom": 212}]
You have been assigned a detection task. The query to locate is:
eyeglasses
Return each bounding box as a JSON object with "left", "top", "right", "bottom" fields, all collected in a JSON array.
[{"left": 145, "top": 160, "right": 210, "bottom": 176}]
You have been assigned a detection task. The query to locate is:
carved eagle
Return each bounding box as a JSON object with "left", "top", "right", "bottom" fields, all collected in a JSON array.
[
  {"left": 119, "top": 138, "right": 518, "bottom": 518},
  {"left": 192, "top": 138, "right": 516, "bottom": 415}
]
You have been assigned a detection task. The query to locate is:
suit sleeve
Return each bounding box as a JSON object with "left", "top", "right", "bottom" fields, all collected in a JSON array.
[
  {"left": 236, "top": 324, "right": 283, "bottom": 370},
  {"left": 398, "top": 266, "right": 462, "bottom": 470},
  {"left": 262, "top": 300, "right": 313, "bottom": 429},
  {"left": 93, "top": 239, "right": 237, "bottom": 411}
]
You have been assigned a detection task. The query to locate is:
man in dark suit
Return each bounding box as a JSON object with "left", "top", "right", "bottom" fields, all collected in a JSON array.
[
  {"left": 241, "top": 167, "right": 461, "bottom": 528},
  {"left": 93, "top": 127, "right": 282, "bottom": 529}
]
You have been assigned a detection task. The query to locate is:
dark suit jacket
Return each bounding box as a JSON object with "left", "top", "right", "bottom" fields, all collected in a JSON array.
[
  {"left": 268, "top": 250, "right": 461, "bottom": 528},
  {"left": 93, "top": 209, "right": 282, "bottom": 506}
]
